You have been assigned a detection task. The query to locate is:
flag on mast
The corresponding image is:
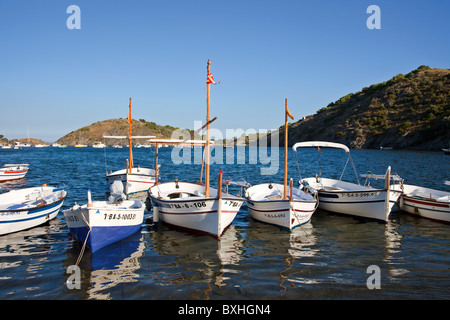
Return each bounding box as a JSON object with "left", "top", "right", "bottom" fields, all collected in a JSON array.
[
  {"left": 207, "top": 70, "right": 220, "bottom": 85},
  {"left": 286, "top": 105, "right": 294, "bottom": 120},
  {"left": 128, "top": 110, "right": 132, "bottom": 124}
]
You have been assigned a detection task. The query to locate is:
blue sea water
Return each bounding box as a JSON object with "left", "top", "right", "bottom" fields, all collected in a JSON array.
[{"left": 0, "top": 146, "right": 449, "bottom": 300}]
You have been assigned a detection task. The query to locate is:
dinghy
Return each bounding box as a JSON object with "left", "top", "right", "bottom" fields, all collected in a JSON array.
[
  {"left": 0, "top": 164, "right": 29, "bottom": 182},
  {"left": 0, "top": 185, "right": 67, "bottom": 235},
  {"left": 293, "top": 141, "right": 403, "bottom": 222},
  {"left": 148, "top": 60, "right": 245, "bottom": 238},
  {"left": 245, "top": 99, "right": 317, "bottom": 230},
  {"left": 104, "top": 98, "right": 156, "bottom": 195},
  {"left": 63, "top": 181, "right": 145, "bottom": 252},
  {"left": 399, "top": 184, "right": 450, "bottom": 223}
]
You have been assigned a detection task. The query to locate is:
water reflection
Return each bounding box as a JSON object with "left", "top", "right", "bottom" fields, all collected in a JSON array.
[
  {"left": 243, "top": 218, "right": 319, "bottom": 297},
  {"left": 65, "top": 232, "right": 145, "bottom": 300},
  {"left": 148, "top": 223, "right": 244, "bottom": 299}
]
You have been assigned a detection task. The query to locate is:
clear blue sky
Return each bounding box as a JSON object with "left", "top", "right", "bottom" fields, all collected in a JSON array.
[{"left": 1, "top": 0, "right": 449, "bottom": 142}]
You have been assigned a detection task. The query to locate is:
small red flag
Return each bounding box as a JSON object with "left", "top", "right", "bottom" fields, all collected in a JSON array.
[{"left": 207, "top": 71, "right": 220, "bottom": 85}]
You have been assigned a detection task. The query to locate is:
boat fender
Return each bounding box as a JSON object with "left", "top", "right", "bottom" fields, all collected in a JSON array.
[{"left": 145, "top": 197, "right": 152, "bottom": 211}]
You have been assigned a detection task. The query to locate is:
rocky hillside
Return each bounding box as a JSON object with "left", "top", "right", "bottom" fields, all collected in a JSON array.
[
  {"left": 55, "top": 119, "right": 181, "bottom": 146},
  {"left": 274, "top": 66, "right": 449, "bottom": 150}
]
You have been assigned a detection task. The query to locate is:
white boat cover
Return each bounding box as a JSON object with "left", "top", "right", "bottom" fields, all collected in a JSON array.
[
  {"left": 292, "top": 141, "right": 350, "bottom": 153},
  {"left": 108, "top": 180, "right": 126, "bottom": 203}
]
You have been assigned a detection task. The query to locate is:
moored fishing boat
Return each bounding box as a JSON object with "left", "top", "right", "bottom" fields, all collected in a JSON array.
[
  {"left": 0, "top": 185, "right": 67, "bottom": 235},
  {"left": 104, "top": 98, "right": 156, "bottom": 195},
  {"left": 148, "top": 60, "right": 244, "bottom": 238},
  {"left": 63, "top": 184, "right": 145, "bottom": 252},
  {"left": 293, "top": 141, "right": 403, "bottom": 222},
  {"left": 149, "top": 176, "right": 244, "bottom": 237},
  {"left": 0, "top": 164, "right": 29, "bottom": 182},
  {"left": 246, "top": 182, "right": 317, "bottom": 230},
  {"left": 399, "top": 184, "right": 450, "bottom": 223},
  {"left": 245, "top": 99, "right": 317, "bottom": 230}
]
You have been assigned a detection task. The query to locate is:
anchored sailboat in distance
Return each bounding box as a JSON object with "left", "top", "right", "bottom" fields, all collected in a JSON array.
[
  {"left": 148, "top": 60, "right": 245, "bottom": 238},
  {"left": 245, "top": 99, "right": 318, "bottom": 230},
  {"left": 104, "top": 98, "right": 156, "bottom": 195}
]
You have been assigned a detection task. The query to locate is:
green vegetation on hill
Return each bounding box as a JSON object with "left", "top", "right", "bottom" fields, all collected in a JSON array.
[
  {"left": 275, "top": 66, "right": 449, "bottom": 150},
  {"left": 55, "top": 118, "right": 182, "bottom": 146}
]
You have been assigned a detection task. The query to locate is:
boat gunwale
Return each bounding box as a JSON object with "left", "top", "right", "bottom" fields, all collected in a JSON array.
[
  {"left": 0, "top": 193, "right": 67, "bottom": 213},
  {"left": 318, "top": 188, "right": 402, "bottom": 194},
  {"left": 149, "top": 194, "right": 244, "bottom": 203},
  {"left": 247, "top": 198, "right": 316, "bottom": 205}
]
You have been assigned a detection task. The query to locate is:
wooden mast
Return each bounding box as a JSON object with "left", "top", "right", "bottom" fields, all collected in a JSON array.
[
  {"left": 205, "top": 59, "right": 211, "bottom": 197},
  {"left": 128, "top": 98, "right": 133, "bottom": 173},
  {"left": 284, "top": 98, "right": 293, "bottom": 200}
]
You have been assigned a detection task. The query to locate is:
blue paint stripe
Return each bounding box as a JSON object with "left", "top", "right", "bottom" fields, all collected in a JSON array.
[
  {"left": 26, "top": 200, "right": 62, "bottom": 214},
  {"left": 0, "top": 206, "right": 61, "bottom": 224},
  {"left": 319, "top": 199, "right": 385, "bottom": 204}
]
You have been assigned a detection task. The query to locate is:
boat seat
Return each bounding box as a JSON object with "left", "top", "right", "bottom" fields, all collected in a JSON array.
[
  {"left": 167, "top": 192, "right": 198, "bottom": 199},
  {"left": 265, "top": 194, "right": 283, "bottom": 200}
]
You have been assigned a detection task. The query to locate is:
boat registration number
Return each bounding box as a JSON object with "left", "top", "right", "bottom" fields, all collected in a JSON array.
[
  {"left": 104, "top": 213, "right": 137, "bottom": 220},
  {"left": 342, "top": 192, "right": 380, "bottom": 198},
  {"left": 170, "top": 201, "right": 207, "bottom": 209}
]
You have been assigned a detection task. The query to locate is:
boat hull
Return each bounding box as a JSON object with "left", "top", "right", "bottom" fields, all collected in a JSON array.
[
  {"left": 304, "top": 178, "right": 401, "bottom": 222},
  {"left": 0, "top": 187, "right": 66, "bottom": 235},
  {"left": 107, "top": 168, "right": 156, "bottom": 195},
  {"left": 247, "top": 199, "right": 316, "bottom": 230},
  {"left": 0, "top": 165, "right": 29, "bottom": 182},
  {"left": 399, "top": 184, "right": 450, "bottom": 223},
  {"left": 63, "top": 200, "right": 145, "bottom": 252},
  {"left": 149, "top": 182, "right": 244, "bottom": 238},
  {"left": 245, "top": 183, "right": 317, "bottom": 230}
]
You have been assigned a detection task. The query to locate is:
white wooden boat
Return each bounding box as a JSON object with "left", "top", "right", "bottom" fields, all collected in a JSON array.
[
  {"left": 148, "top": 60, "right": 244, "bottom": 238},
  {"left": 399, "top": 184, "right": 450, "bottom": 223},
  {"left": 92, "top": 142, "right": 106, "bottom": 148},
  {"left": 246, "top": 182, "right": 317, "bottom": 230},
  {"left": 149, "top": 178, "right": 244, "bottom": 237},
  {"left": 104, "top": 98, "right": 156, "bottom": 195},
  {"left": 63, "top": 185, "right": 145, "bottom": 252},
  {"left": 0, "top": 185, "right": 67, "bottom": 235},
  {"left": 293, "top": 141, "right": 403, "bottom": 222},
  {"left": 245, "top": 99, "right": 317, "bottom": 230},
  {"left": 0, "top": 164, "right": 29, "bottom": 182},
  {"left": 106, "top": 167, "right": 157, "bottom": 195}
]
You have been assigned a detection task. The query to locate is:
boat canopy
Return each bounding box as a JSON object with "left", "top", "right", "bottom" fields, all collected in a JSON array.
[
  {"left": 148, "top": 139, "right": 210, "bottom": 146},
  {"left": 292, "top": 141, "right": 350, "bottom": 153}
]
